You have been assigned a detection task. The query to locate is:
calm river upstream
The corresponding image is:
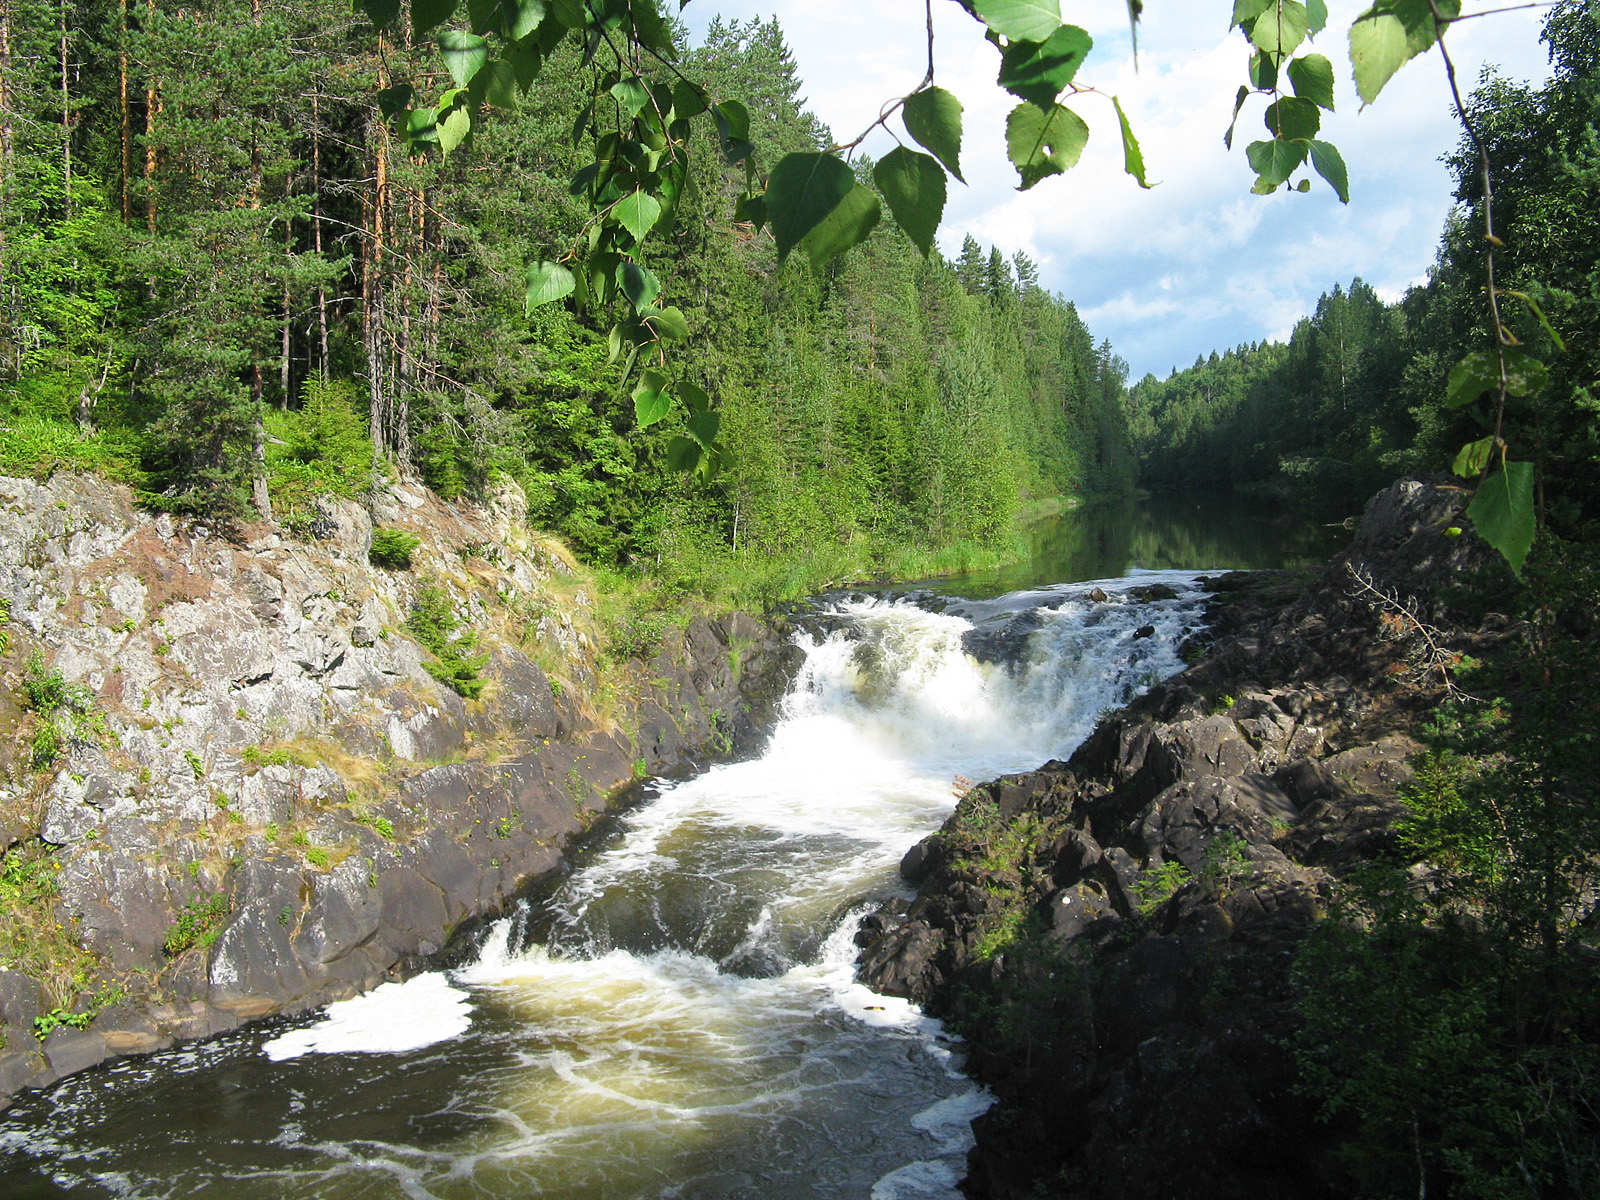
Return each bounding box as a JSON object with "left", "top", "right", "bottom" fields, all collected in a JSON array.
[{"left": 0, "top": 491, "right": 1344, "bottom": 1199}]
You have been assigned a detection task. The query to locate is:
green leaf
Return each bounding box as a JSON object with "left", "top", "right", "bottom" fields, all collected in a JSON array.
[
  {"left": 1287, "top": 52, "right": 1336, "bottom": 109},
  {"left": 1005, "top": 101, "right": 1089, "bottom": 190},
  {"left": 1113, "top": 97, "right": 1151, "bottom": 188},
  {"left": 902, "top": 87, "right": 965, "bottom": 183},
  {"left": 633, "top": 370, "right": 671, "bottom": 429},
  {"left": 549, "top": 0, "right": 585, "bottom": 26},
  {"left": 1232, "top": 0, "right": 1271, "bottom": 27},
  {"left": 685, "top": 409, "right": 720, "bottom": 448},
  {"left": 1263, "top": 96, "right": 1320, "bottom": 139},
  {"left": 614, "top": 189, "right": 662, "bottom": 244},
  {"left": 1249, "top": 50, "right": 1279, "bottom": 91},
  {"left": 713, "top": 99, "right": 750, "bottom": 142},
  {"left": 1245, "top": 136, "right": 1308, "bottom": 186},
  {"left": 1223, "top": 85, "right": 1250, "bottom": 150},
  {"left": 437, "top": 102, "right": 472, "bottom": 153},
  {"left": 1446, "top": 351, "right": 1500, "bottom": 409},
  {"left": 873, "top": 148, "right": 946, "bottom": 258},
  {"left": 676, "top": 380, "right": 711, "bottom": 413},
  {"left": 377, "top": 83, "right": 414, "bottom": 118},
  {"left": 412, "top": 0, "right": 457, "bottom": 36},
  {"left": 405, "top": 108, "right": 439, "bottom": 145},
  {"left": 1467, "top": 461, "right": 1536, "bottom": 578},
  {"left": 666, "top": 435, "right": 701, "bottom": 473},
  {"left": 481, "top": 58, "right": 517, "bottom": 109},
  {"left": 1452, "top": 435, "right": 1495, "bottom": 479},
  {"left": 439, "top": 31, "right": 489, "bottom": 89},
  {"left": 973, "top": 0, "right": 1061, "bottom": 43},
  {"left": 507, "top": 0, "right": 545, "bottom": 38},
  {"left": 611, "top": 76, "right": 651, "bottom": 117},
  {"left": 766, "top": 153, "right": 859, "bottom": 261},
  {"left": 1307, "top": 0, "right": 1328, "bottom": 33},
  {"left": 1501, "top": 347, "right": 1550, "bottom": 397},
  {"left": 1309, "top": 138, "right": 1349, "bottom": 202},
  {"left": 1446, "top": 348, "right": 1549, "bottom": 408},
  {"left": 361, "top": 0, "right": 402, "bottom": 28},
  {"left": 505, "top": 40, "right": 544, "bottom": 91},
  {"left": 641, "top": 305, "right": 688, "bottom": 341},
  {"left": 997, "top": 24, "right": 1092, "bottom": 108},
  {"left": 525, "top": 261, "right": 574, "bottom": 311},
  {"left": 672, "top": 80, "right": 708, "bottom": 120},
  {"left": 1247, "top": 1, "right": 1309, "bottom": 57},
  {"left": 617, "top": 262, "right": 660, "bottom": 310},
  {"left": 1348, "top": 0, "right": 1458, "bottom": 107},
  {"left": 796, "top": 185, "right": 881, "bottom": 270},
  {"left": 734, "top": 193, "right": 767, "bottom": 231},
  {"left": 629, "top": 0, "right": 676, "bottom": 57}
]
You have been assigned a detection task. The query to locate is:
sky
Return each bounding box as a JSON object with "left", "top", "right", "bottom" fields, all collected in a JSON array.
[{"left": 677, "top": 1, "right": 1556, "bottom": 380}]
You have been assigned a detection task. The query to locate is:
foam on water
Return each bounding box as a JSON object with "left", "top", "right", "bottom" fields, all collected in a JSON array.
[
  {"left": 260, "top": 973, "right": 474, "bottom": 1060},
  {"left": 0, "top": 575, "right": 1208, "bottom": 1199}
]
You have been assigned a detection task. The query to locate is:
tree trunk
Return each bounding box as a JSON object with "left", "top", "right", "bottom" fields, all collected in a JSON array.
[
  {"left": 119, "top": 0, "right": 130, "bottom": 221},
  {"left": 145, "top": 0, "right": 158, "bottom": 235},
  {"left": 251, "top": 365, "right": 272, "bottom": 522},
  {"left": 311, "top": 87, "right": 328, "bottom": 373},
  {"left": 59, "top": 0, "right": 71, "bottom": 220},
  {"left": 0, "top": 0, "right": 13, "bottom": 325}
]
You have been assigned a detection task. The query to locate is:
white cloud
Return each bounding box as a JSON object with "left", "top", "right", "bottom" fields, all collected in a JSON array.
[{"left": 681, "top": 1, "right": 1554, "bottom": 376}]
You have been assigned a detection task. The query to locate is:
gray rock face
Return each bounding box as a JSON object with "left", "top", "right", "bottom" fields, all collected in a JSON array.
[
  {"left": 855, "top": 478, "right": 1496, "bottom": 1200},
  {"left": 0, "top": 472, "right": 800, "bottom": 1110}
]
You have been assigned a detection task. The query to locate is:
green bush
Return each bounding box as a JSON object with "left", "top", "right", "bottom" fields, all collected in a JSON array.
[
  {"left": 264, "top": 373, "right": 374, "bottom": 528},
  {"left": 406, "top": 583, "right": 488, "bottom": 700},
  {"left": 162, "top": 894, "right": 231, "bottom": 956},
  {"left": 21, "top": 651, "right": 101, "bottom": 769},
  {"left": 370, "top": 528, "right": 421, "bottom": 569}
]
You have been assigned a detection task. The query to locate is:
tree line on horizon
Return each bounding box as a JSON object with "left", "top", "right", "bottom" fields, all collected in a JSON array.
[{"left": 0, "top": 1, "right": 1132, "bottom": 577}]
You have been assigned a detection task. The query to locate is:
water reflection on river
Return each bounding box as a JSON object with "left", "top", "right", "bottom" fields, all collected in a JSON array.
[{"left": 930, "top": 489, "right": 1349, "bottom": 600}]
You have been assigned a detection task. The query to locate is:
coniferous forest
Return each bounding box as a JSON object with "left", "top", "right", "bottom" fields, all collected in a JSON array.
[
  {"left": 1126, "top": 4, "right": 1598, "bottom": 533},
  {"left": 0, "top": 4, "right": 1131, "bottom": 595}
]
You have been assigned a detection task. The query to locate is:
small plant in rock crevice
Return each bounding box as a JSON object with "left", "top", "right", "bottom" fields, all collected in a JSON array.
[
  {"left": 369, "top": 528, "right": 421, "bottom": 569},
  {"left": 406, "top": 583, "right": 488, "bottom": 700},
  {"left": 20, "top": 651, "right": 105, "bottom": 769},
  {"left": 1132, "top": 860, "right": 1192, "bottom": 916},
  {"left": 162, "top": 893, "right": 231, "bottom": 956}
]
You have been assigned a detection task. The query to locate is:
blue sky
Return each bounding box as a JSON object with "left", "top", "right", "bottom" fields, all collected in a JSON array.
[{"left": 678, "top": 1, "right": 1554, "bottom": 379}]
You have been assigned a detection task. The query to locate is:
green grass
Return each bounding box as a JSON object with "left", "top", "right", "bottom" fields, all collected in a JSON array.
[{"left": 162, "top": 893, "right": 231, "bottom": 956}]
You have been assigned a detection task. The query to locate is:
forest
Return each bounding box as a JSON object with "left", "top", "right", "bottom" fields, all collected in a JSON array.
[
  {"left": 1126, "top": 6, "right": 1597, "bottom": 537},
  {"left": 0, "top": 1, "right": 1132, "bottom": 601}
]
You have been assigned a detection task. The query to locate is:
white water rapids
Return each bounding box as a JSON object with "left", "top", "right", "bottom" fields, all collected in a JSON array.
[{"left": 1, "top": 572, "right": 1207, "bottom": 1200}]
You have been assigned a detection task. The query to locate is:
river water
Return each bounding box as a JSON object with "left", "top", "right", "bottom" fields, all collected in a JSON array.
[{"left": 0, "top": 492, "right": 1342, "bottom": 1200}]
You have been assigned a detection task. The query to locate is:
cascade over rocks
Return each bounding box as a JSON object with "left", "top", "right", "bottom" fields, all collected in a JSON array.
[
  {"left": 855, "top": 478, "right": 1504, "bottom": 1199},
  {"left": 0, "top": 473, "right": 800, "bottom": 1109}
]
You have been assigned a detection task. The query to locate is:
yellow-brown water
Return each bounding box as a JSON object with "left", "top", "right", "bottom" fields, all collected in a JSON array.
[{"left": 1, "top": 580, "right": 1214, "bottom": 1199}]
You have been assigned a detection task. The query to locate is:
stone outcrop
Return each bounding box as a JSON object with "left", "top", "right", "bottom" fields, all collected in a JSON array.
[
  {"left": 0, "top": 473, "right": 799, "bottom": 1108},
  {"left": 854, "top": 479, "right": 1503, "bottom": 1199}
]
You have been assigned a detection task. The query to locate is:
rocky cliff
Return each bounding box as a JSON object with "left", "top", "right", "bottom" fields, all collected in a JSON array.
[
  {"left": 854, "top": 479, "right": 1501, "bottom": 1199},
  {"left": 0, "top": 473, "right": 798, "bottom": 1108}
]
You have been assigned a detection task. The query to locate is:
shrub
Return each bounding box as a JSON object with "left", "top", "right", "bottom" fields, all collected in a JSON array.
[
  {"left": 1131, "top": 859, "right": 1191, "bottom": 915},
  {"left": 21, "top": 651, "right": 101, "bottom": 769},
  {"left": 162, "top": 893, "right": 231, "bottom": 956},
  {"left": 370, "top": 528, "right": 421, "bottom": 569},
  {"left": 406, "top": 583, "right": 488, "bottom": 699}
]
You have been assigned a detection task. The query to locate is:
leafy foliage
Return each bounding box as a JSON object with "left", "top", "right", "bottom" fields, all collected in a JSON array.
[
  {"left": 406, "top": 583, "right": 489, "bottom": 699},
  {"left": 370, "top": 528, "right": 423, "bottom": 569},
  {"left": 162, "top": 894, "right": 233, "bottom": 957}
]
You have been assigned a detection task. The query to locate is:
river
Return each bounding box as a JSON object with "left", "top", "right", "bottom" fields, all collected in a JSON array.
[{"left": 0, "top": 492, "right": 1342, "bottom": 1199}]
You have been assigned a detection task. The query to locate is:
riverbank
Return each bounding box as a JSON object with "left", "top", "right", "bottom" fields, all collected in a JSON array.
[
  {"left": 0, "top": 472, "right": 801, "bottom": 1110},
  {"left": 854, "top": 478, "right": 1504, "bottom": 1198}
]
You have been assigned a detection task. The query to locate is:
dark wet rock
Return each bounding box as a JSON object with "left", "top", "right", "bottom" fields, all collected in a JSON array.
[
  {"left": 1133, "top": 623, "right": 1156, "bottom": 639},
  {"left": 42, "top": 1028, "right": 108, "bottom": 1078},
  {"left": 855, "top": 478, "right": 1502, "bottom": 1200},
  {"left": 0, "top": 971, "right": 43, "bottom": 1030}
]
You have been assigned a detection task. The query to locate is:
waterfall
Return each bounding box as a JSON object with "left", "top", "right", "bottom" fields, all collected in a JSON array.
[{"left": 2, "top": 572, "right": 1207, "bottom": 1200}]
